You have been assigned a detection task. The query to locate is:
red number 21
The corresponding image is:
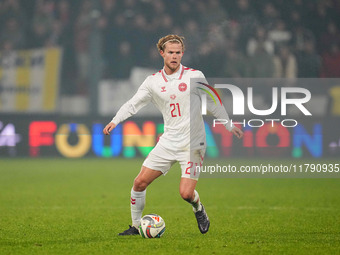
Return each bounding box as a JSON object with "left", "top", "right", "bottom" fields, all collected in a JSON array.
[{"left": 170, "top": 103, "right": 181, "bottom": 117}]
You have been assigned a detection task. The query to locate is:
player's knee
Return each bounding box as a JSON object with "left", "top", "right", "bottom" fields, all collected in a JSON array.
[
  {"left": 180, "top": 190, "right": 194, "bottom": 202},
  {"left": 133, "top": 177, "right": 148, "bottom": 191}
]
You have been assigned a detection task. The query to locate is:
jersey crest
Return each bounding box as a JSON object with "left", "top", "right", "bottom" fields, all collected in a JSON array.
[{"left": 178, "top": 83, "right": 187, "bottom": 92}]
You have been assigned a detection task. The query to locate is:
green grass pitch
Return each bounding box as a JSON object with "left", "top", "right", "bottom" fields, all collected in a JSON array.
[{"left": 0, "top": 158, "right": 339, "bottom": 254}]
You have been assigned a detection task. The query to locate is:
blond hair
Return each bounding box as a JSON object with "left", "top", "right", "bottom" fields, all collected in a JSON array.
[{"left": 157, "top": 34, "right": 185, "bottom": 52}]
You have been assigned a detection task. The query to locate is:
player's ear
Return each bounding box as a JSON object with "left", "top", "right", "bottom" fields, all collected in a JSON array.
[{"left": 160, "top": 50, "right": 165, "bottom": 57}]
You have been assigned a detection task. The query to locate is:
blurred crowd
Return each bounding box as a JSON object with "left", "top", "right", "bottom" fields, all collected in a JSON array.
[{"left": 1, "top": 0, "right": 340, "bottom": 95}]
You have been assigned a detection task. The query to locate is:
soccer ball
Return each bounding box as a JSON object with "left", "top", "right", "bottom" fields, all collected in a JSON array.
[{"left": 138, "top": 214, "right": 166, "bottom": 238}]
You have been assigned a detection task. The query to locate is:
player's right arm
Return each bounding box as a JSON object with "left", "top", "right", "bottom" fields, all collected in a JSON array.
[{"left": 103, "top": 78, "right": 152, "bottom": 135}]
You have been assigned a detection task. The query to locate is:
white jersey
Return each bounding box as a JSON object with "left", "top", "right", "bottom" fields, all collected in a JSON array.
[{"left": 111, "top": 64, "right": 233, "bottom": 151}]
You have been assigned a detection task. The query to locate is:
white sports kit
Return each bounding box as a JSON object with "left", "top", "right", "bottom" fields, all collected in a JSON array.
[{"left": 111, "top": 64, "right": 233, "bottom": 179}]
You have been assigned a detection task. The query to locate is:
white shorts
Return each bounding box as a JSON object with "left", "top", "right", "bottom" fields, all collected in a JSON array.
[{"left": 143, "top": 142, "right": 206, "bottom": 180}]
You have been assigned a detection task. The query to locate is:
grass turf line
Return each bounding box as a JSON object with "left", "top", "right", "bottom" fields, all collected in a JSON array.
[{"left": 0, "top": 158, "right": 339, "bottom": 254}]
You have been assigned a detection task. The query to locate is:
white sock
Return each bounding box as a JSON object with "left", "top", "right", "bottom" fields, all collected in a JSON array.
[
  {"left": 191, "top": 190, "right": 202, "bottom": 212},
  {"left": 130, "top": 188, "right": 146, "bottom": 228}
]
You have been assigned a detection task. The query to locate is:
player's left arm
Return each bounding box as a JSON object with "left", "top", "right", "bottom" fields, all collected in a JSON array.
[
  {"left": 206, "top": 96, "right": 243, "bottom": 139},
  {"left": 196, "top": 73, "right": 243, "bottom": 139},
  {"left": 230, "top": 126, "right": 243, "bottom": 139}
]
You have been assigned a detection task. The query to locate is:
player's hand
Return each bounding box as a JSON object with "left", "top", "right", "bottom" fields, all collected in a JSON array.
[
  {"left": 103, "top": 122, "right": 116, "bottom": 135},
  {"left": 231, "top": 126, "right": 243, "bottom": 139}
]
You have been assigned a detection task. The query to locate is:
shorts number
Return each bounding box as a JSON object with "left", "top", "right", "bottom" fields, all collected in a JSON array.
[
  {"left": 170, "top": 103, "right": 181, "bottom": 117},
  {"left": 185, "top": 161, "right": 200, "bottom": 176},
  {"left": 185, "top": 154, "right": 204, "bottom": 176},
  {"left": 185, "top": 162, "right": 193, "bottom": 175}
]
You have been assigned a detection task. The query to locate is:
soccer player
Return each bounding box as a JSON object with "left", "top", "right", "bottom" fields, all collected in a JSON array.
[{"left": 103, "top": 35, "right": 243, "bottom": 235}]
